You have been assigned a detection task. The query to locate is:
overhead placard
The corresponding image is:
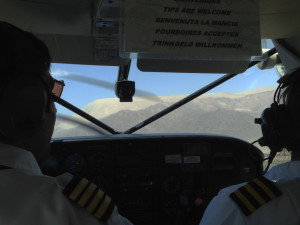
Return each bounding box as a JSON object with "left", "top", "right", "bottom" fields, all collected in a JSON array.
[{"left": 122, "top": 0, "right": 261, "bottom": 60}]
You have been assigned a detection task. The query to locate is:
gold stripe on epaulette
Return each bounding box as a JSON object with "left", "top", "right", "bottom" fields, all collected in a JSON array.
[
  {"left": 253, "top": 178, "right": 276, "bottom": 199},
  {"left": 234, "top": 189, "right": 256, "bottom": 213},
  {"left": 86, "top": 189, "right": 105, "bottom": 213},
  {"left": 69, "top": 178, "right": 89, "bottom": 201},
  {"left": 63, "top": 175, "right": 115, "bottom": 222},
  {"left": 94, "top": 195, "right": 112, "bottom": 220},
  {"left": 230, "top": 177, "right": 282, "bottom": 216},
  {"left": 244, "top": 184, "right": 266, "bottom": 205},
  {"left": 78, "top": 183, "right": 97, "bottom": 207}
]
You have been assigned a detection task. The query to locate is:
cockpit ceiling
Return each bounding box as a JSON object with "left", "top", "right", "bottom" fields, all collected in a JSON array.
[
  {"left": 2, "top": 0, "right": 299, "bottom": 38},
  {"left": 0, "top": 0, "right": 299, "bottom": 66}
]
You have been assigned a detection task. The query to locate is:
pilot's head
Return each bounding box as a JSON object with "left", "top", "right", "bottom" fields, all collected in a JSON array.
[{"left": 0, "top": 21, "right": 56, "bottom": 161}]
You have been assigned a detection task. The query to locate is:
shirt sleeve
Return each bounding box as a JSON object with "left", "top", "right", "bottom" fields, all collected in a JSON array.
[
  {"left": 108, "top": 207, "right": 133, "bottom": 225},
  {"left": 199, "top": 187, "right": 246, "bottom": 225}
]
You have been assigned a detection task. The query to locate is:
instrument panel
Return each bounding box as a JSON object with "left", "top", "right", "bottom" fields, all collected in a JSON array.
[{"left": 40, "top": 134, "right": 263, "bottom": 225}]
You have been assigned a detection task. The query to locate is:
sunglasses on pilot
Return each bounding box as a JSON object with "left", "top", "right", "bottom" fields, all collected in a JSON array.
[{"left": 51, "top": 79, "right": 65, "bottom": 98}]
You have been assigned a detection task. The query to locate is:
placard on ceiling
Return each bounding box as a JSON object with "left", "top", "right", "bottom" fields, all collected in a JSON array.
[{"left": 121, "top": 0, "right": 261, "bottom": 70}]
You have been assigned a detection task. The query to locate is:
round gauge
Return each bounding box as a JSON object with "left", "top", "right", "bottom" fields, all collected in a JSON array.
[
  {"left": 89, "top": 152, "right": 110, "bottom": 173},
  {"left": 64, "top": 153, "right": 85, "bottom": 174},
  {"left": 163, "top": 176, "right": 181, "bottom": 194}
]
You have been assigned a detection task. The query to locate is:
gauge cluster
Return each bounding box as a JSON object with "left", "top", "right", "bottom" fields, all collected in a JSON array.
[{"left": 41, "top": 134, "right": 263, "bottom": 225}]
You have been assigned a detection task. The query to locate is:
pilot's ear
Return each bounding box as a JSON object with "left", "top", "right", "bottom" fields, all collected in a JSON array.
[{"left": 0, "top": 75, "right": 48, "bottom": 140}]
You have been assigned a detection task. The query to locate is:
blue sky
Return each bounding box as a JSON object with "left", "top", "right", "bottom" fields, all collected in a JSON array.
[
  {"left": 51, "top": 61, "right": 279, "bottom": 115},
  {"left": 51, "top": 40, "right": 279, "bottom": 115}
]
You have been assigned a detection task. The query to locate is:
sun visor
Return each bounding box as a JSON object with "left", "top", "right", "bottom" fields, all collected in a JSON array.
[
  {"left": 273, "top": 39, "right": 300, "bottom": 74},
  {"left": 120, "top": 0, "right": 262, "bottom": 73},
  {"left": 137, "top": 59, "right": 249, "bottom": 74}
]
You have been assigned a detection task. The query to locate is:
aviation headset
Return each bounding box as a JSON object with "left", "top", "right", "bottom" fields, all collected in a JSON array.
[
  {"left": 0, "top": 74, "right": 49, "bottom": 140},
  {"left": 255, "top": 69, "right": 300, "bottom": 153}
]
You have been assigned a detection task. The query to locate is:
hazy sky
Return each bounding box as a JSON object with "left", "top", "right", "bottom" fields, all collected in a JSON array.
[
  {"left": 52, "top": 61, "right": 279, "bottom": 115},
  {"left": 51, "top": 40, "right": 279, "bottom": 115}
]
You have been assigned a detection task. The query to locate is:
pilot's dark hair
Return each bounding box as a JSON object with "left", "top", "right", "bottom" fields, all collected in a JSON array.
[
  {"left": 0, "top": 21, "right": 51, "bottom": 78},
  {"left": 0, "top": 22, "right": 52, "bottom": 143},
  {"left": 280, "top": 69, "right": 300, "bottom": 106},
  {"left": 280, "top": 69, "right": 300, "bottom": 150}
]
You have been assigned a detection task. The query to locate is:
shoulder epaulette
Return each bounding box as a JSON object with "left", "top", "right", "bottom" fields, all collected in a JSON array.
[
  {"left": 63, "top": 175, "right": 115, "bottom": 222},
  {"left": 229, "top": 176, "right": 282, "bottom": 216}
]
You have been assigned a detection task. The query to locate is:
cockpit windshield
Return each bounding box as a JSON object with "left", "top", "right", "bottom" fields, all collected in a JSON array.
[{"left": 53, "top": 59, "right": 279, "bottom": 138}]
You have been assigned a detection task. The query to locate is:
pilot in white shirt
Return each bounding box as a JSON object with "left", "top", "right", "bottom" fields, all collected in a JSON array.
[
  {"left": 0, "top": 143, "right": 132, "bottom": 225},
  {"left": 0, "top": 21, "right": 133, "bottom": 225}
]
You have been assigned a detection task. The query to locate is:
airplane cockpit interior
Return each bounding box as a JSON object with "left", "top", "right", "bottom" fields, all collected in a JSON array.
[{"left": 1, "top": 0, "right": 300, "bottom": 224}]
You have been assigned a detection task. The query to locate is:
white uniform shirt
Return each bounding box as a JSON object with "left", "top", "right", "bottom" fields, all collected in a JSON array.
[
  {"left": 0, "top": 142, "right": 133, "bottom": 225},
  {"left": 199, "top": 161, "right": 300, "bottom": 225}
]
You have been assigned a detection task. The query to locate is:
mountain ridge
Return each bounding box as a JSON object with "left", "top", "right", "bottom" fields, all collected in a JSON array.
[
  {"left": 54, "top": 87, "right": 276, "bottom": 144},
  {"left": 81, "top": 87, "right": 276, "bottom": 119}
]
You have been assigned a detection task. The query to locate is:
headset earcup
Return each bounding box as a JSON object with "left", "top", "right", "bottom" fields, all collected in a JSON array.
[
  {"left": 0, "top": 76, "right": 47, "bottom": 140},
  {"left": 260, "top": 107, "right": 276, "bottom": 146},
  {"left": 260, "top": 103, "right": 292, "bottom": 149},
  {"left": 276, "top": 104, "right": 294, "bottom": 147}
]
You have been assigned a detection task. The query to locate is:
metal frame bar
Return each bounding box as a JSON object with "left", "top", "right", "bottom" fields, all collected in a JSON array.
[
  {"left": 53, "top": 95, "right": 120, "bottom": 134},
  {"left": 123, "top": 48, "right": 277, "bottom": 134},
  {"left": 52, "top": 48, "right": 277, "bottom": 135}
]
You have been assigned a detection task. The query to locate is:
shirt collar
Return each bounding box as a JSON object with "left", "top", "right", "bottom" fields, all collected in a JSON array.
[
  {"left": 0, "top": 142, "right": 42, "bottom": 175},
  {"left": 265, "top": 161, "right": 300, "bottom": 183}
]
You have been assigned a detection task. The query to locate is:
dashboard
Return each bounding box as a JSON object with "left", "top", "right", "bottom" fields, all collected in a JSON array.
[{"left": 41, "top": 134, "right": 264, "bottom": 225}]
